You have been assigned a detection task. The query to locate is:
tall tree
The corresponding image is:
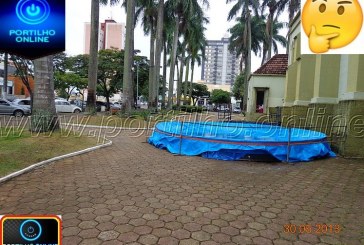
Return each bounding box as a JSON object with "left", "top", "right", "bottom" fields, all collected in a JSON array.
[
  {"left": 160, "top": 11, "right": 175, "bottom": 108},
  {"left": 260, "top": 16, "right": 287, "bottom": 65},
  {"left": 261, "top": 0, "right": 287, "bottom": 62},
  {"left": 86, "top": 0, "right": 100, "bottom": 113},
  {"left": 135, "top": 0, "right": 158, "bottom": 109},
  {"left": 227, "top": 0, "right": 259, "bottom": 111},
  {"left": 185, "top": 15, "right": 207, "bottom": 104},
  {"left": 165, "top": 0, "right": 209, "bottom": 109},
  {"left": 97, "top": 49, "right": 124, "bottom": 110},
  {"left": 122, "top": 0, "right": 136, "bottom": 112},
  {"left": 229, "top": 15, "right": 265, "bottom": 71},
  {"left": 153, "top": 0, "right": 164, "bottom": 109},
  {"left": 31, "top": 56, "right": 59, "bottom": 133}
]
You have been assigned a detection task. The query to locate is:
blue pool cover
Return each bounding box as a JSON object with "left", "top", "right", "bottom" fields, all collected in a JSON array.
[{"left": 148, "top": 121, "right": 336, "bottom": 162}]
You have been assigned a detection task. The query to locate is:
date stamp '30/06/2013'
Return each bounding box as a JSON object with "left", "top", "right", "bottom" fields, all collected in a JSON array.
[{"left": 284, "top": 224, "right": 341, "bottom": 234}]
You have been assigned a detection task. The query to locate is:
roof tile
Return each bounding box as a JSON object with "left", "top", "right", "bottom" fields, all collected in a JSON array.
[{"left": 253, "top": 54, "right": 288, "bottom": 75}]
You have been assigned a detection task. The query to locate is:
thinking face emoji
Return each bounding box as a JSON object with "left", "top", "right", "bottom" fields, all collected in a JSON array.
[{"left": 302, "top": 0, "right": 363, "bottom": 53}]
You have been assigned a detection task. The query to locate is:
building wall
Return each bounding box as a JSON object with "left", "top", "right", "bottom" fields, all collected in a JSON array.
[
  {"left": 8, "top": 75, "right": 34, "bottom": 97},
  {"left": 84, "top": 20, "right": 124, "bottom": 54},
  {"left": 84, "top": 22, "right": 104, "bottom": 54},
  {"left": 201, "top": 38, "right": 239, "bottom": 85},
  {"left": 104, "top": 22, "right": 125, "bottom": 50},
  {"left": 196, "top": 80, "right": 231, "bottom": 93},
  {"left": 280, "top": 13, "right": 364, "bottom": 157},
  {"left": 247, "top": 75, "right": 285, "bottom": 114}
]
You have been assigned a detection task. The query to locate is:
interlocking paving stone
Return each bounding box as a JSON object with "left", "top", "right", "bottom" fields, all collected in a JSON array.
[{"left": 0, "top": 129, "right": 362, "bottom": 244}]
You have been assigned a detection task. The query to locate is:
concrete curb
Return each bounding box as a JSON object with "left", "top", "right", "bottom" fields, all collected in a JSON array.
[
  {"left": 0, "top": 139, "right": 113, "bottom": 184},
  {"left": 61, "top": 123, "right": 155, "bottom": 130}
]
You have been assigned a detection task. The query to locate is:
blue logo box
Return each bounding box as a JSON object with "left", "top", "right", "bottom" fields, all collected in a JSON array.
[{"left": 0, "top": 0, "right": 65, "bottom": 59}]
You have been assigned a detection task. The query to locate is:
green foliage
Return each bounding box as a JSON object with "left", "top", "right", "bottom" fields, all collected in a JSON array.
[
  {"left": 131, "top": 109, "right": 151, "bottom": 121},
  {"left": 133, "top": 56, "right": 150, "bottom": 101},
  {"left": 66, "top": 54, "right": 90, "bottom": 78},
  {"left": 96, "top": 49, "right": 124, "bottom": 101},
  {"left": 54, "top": 72, "right": 88, "bottom": 99},
  {"left": 64, "top": 50, "right": 150, "bottom": 105},
  {"left": 181, "top": 82, "right": 210, "bottom": 105},
  {"left": 232, "top": 73, "right": 244, "bottom": 100},
  {"left": 210, "top": 89, "right": 231, "bottom": 104}
]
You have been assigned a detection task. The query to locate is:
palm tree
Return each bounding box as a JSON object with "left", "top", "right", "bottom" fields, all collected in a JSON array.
[
  {"left": 122, "top": 0, "right": 136, "bottom": 112},
  {"left": 227, "top": 0, "right": 259, "bottom": 111},
  {"left": 86, "top": 0, "right": 100, "bottom": 113},
  {"left": 185, "top": 17, "right": 207, "bottom": 104},
  {"left": 31, "top": 56, "right": 59, "bottom": 132},
  {"left": 154, "top": 0, "right": 164, "bottom": 109},
  {"left": 135, "top": 0, "right": 158, "bottom": 109},
  {"left": 260, "top": 16, "right": 287, "bottom": 64},
  {"left": 188, "top": 48, "right": 204, "bottom": 104},
  {"left": 161, "top": 19, "right": 174, "bottom": 108},
  {"left": 176, "top": 41, "right": 186, "bottom": 106},
  {"left": 229, "top": 14, "right": 265, "bottom": 71},
  {"left": 261, "top": 0, "right": 287, "bottom": 62},
  {"left": 165, "top": 0, "right": 209, "bottom": 109}
]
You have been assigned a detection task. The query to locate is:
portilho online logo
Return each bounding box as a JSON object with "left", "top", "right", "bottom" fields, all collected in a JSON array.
[{"left": 16, "top": 0, "right": 51, "bottom": 25}]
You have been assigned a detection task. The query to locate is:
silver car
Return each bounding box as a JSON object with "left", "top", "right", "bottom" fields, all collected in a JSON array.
[
  {"left": 55, "top": 100, "right": 82, "bottom": 113},
  {"left": 12, "top": 98, "right": 31, "bottom": 109},
  {"left": 0, "top": 98, "right": 31, "bottom": 117}
]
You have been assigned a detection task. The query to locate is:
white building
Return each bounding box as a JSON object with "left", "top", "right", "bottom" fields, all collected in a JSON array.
[
  {"left": 247, "top": 54, "right": 288, "bottom": 114},
  {"left": 201, "top": 37, "right": 240, "bottom": 85}
]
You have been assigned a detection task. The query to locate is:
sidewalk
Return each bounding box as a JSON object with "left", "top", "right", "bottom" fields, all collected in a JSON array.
[{"left": 0, "top": 131, "right": 363, "bottom": 244}]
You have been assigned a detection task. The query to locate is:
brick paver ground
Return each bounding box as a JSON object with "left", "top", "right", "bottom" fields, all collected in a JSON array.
[{"left": 0, "top": 130, "right": 363, "bottom": 244}]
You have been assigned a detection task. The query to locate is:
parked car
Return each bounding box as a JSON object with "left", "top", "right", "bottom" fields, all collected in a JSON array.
[
  {"left": 55, "top": 100, "right": 82, "bottom": 113},
  {"left": 113, "top": 102, "right": 122, "bottom": 108},
  {"left": 233, "top": 107, "right": 241, "bottom": 113},
  {"left": 12, "top": 98, "right": 31, "bottom": 109},
  {"left": 96, "top": 101, "right": 108, "bottom": 112},
  {"left": 0, "top": 98, "right": 31, "bottom": 116}
]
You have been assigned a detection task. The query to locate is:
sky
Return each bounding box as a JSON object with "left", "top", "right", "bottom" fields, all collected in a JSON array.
[{"left": 65, "top": 0, "right": 288, "bottom": 82}]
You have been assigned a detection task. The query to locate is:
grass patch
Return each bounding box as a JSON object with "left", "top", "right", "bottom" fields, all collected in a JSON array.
[{"left": 0, "top": 128, "right": 98, "bottom": 177}]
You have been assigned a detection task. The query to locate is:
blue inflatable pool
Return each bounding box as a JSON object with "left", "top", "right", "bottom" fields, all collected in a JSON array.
[{"left": 148, "top": 121, "right": 335, "bottom": 162}]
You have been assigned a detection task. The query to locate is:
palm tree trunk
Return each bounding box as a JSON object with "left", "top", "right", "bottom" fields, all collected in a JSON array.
[
  {"left": 167, "top": 17, "right": 179, "bottom": 109},
  {"left": 266, "top": 13, "right": 274, "bottom": 61},
  {"left": 86, "top": 0, "right": 99, "bottom": 113},
  {"left": 148, "top": 30, "right": 156, "bottom": 109},
  {"left": 177, "top": 51, "right": 185, "bottom": 107},
  {"left": 189, "top": 61, "right": 195, "bottom": 105},
  {"left": 162, "top": 43, "right": 167, "bottom": 108},
  {"left": 31, "top": 56, "right": 59, "bottom": 133},
  {"left": 184, "top": 58, "right": 190, "bottom": 104},
  {"left": 122, "top": 0, "right": 136, "bottom": 112},
  {"left": 154, "top": 0, "right": 164, "bottom": 109},
  {"left": 243, "top": 11, "right": 251, "bottom": 112}
]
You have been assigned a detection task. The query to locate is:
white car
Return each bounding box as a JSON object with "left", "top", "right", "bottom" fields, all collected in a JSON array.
[{"left": 55, "top": 100, "right": 82, "bottom": 113}]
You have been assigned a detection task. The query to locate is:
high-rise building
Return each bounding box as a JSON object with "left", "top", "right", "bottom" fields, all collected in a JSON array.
[
  {"left": 84, "top": 19, "right": 125, "bottom": 54},
  {"left": 201, "top": 37, "right": 240, "bottom": 85}
]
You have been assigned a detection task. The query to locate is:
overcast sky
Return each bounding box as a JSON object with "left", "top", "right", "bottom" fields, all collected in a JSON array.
[{"left": 65, "top": 0, "right": 288, "bottom": 82}]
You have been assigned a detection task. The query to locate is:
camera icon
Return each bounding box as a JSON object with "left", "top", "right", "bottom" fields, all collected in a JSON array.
[{"left": 20, "top": 219, "right": 42, "bottom": 241}]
